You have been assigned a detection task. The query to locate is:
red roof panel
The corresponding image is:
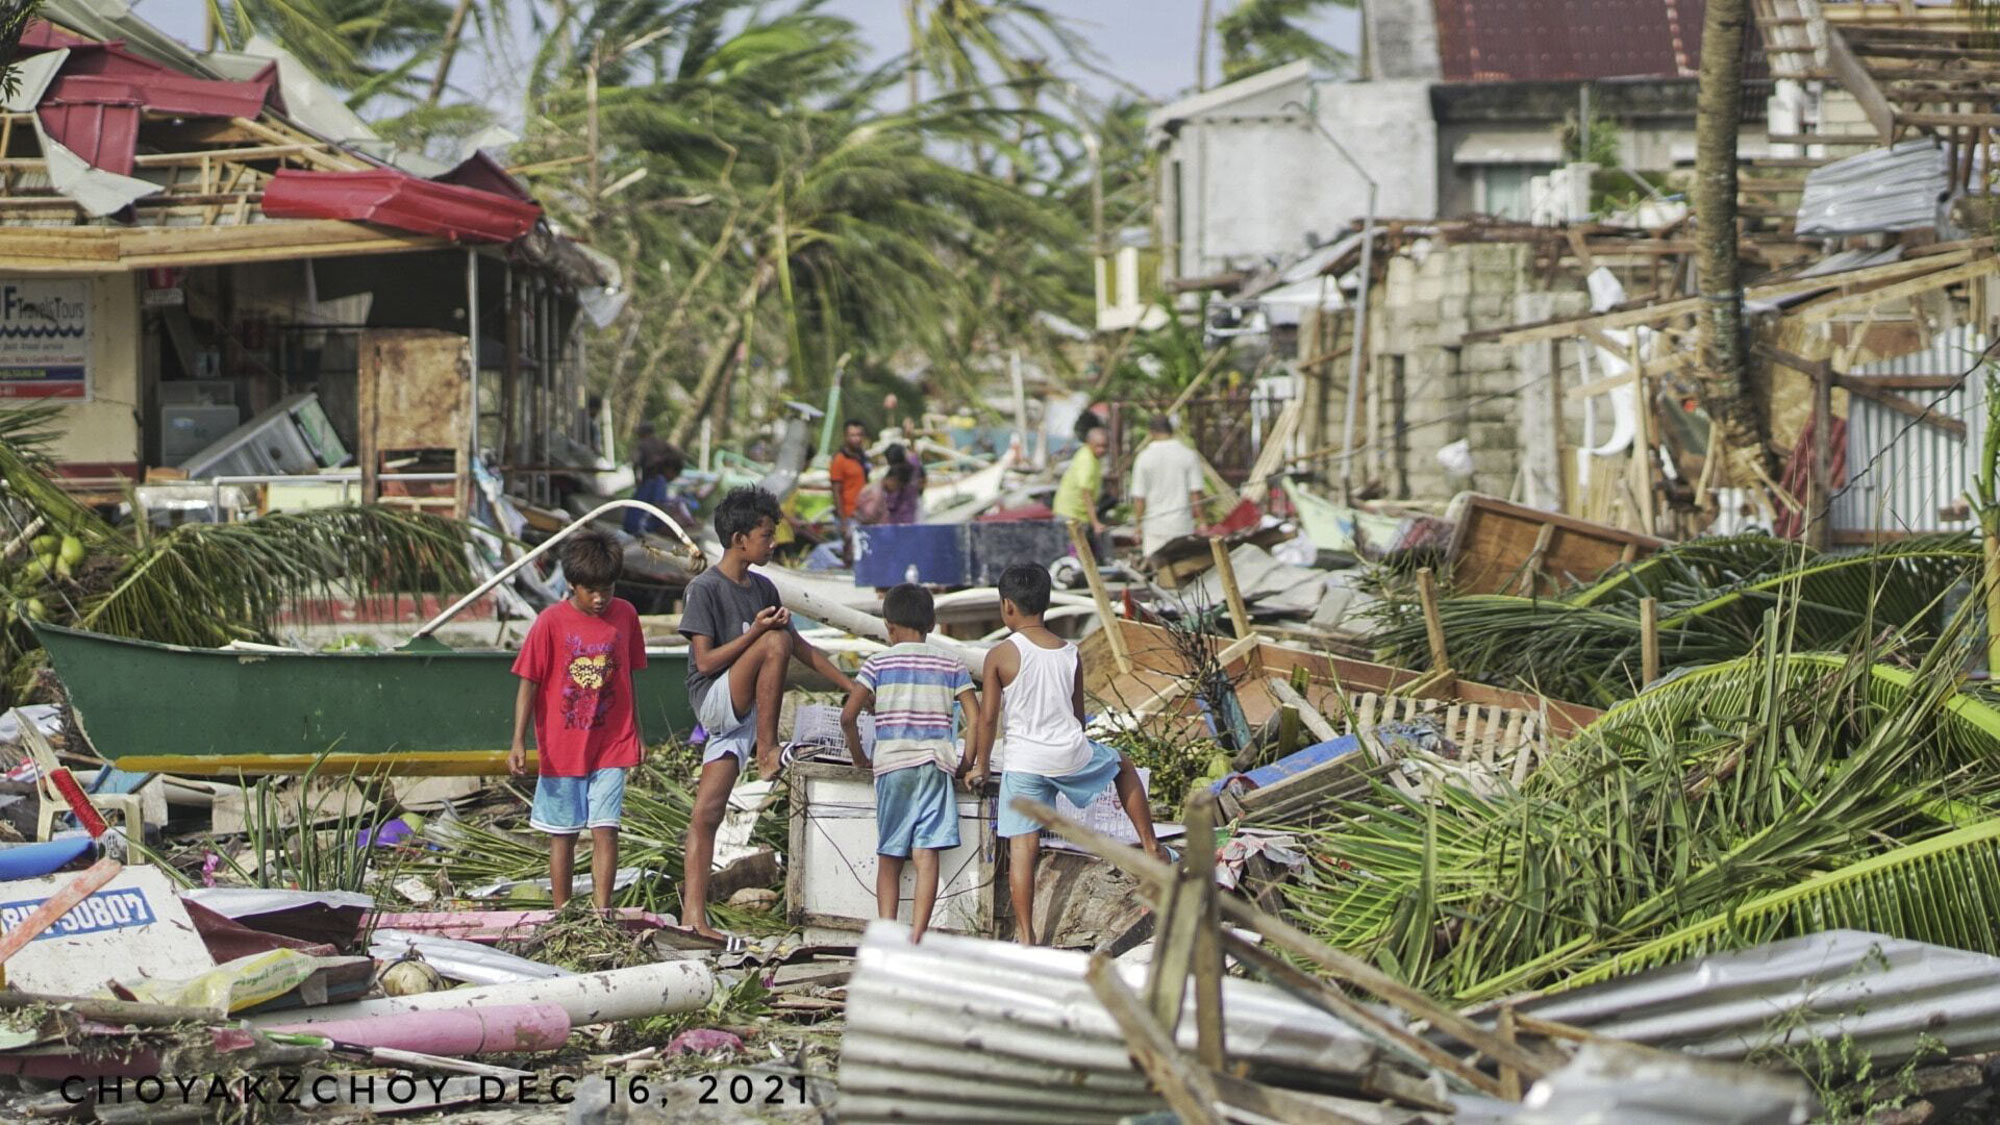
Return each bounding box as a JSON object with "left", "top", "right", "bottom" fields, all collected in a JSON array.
[
  {"left": 1434, "top": 0, "right": 1761, "bottom": 82},
  {"left": 261, "top": 168, "right": 543, "bottom": 244},
  {"left": 50, "top": 73, "right": 270, "bottom": 119},
  {"left": 37, "top": 102, "right": 141, "bottom": 175}
]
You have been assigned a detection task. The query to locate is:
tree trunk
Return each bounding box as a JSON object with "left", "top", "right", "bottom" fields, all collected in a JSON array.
[
  {"left": 1196, "top": 0, "right": 1214, "bottom": 91},
  {"left": 906, "top": 0, "right": 922, "bottom": 107},
  {"left": 668, "top": 265, "right": 771, "bottom": 449},
  {"left": 424, "top": 0, "right": 476, "bottom": 107},
  {"left": 1693, "top": 0, "right": 1766, "bottom": 486}
]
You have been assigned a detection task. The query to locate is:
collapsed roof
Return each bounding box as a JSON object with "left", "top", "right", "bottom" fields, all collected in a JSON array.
[{"left": 0, "top": 3, "right": 592, "bottom": 279}]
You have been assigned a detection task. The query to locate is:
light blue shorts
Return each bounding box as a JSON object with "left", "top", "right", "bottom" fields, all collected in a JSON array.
[
  {"left": 875, "top": 767, "right": 961, "bottom": 857},
  {"left": 695, "top": 682, "right": 756, "bottom": 767},
  {"left": 529, "top": 768, "right": 627, "bottom": 834},
  {"left": 996, "top": 741, "right": 1124, "bottom": 838}
]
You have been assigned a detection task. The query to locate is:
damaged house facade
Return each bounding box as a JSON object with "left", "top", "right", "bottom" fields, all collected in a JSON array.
[
  {"left": 0, "top": 0, "right": 618, "bottom": 520},
  {"left": 1149, "top": 0, "right": 2000, "bottom": 547}
]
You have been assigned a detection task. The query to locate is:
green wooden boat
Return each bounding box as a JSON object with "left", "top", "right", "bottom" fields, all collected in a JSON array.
[{"left": 32, "top": 621, "right": 694, "bottom": 777}]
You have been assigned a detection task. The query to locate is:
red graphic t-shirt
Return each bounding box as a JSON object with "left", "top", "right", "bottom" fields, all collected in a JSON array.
[{"left": 511, "top": 598, "right": 649, "bottom": 777}]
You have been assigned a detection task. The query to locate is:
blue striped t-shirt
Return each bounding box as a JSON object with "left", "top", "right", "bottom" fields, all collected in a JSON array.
[{"left": 857, "top": 642, "right": 973, "bottom": 775}]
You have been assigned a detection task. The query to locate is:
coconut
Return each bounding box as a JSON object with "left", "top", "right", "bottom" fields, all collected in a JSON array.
[
  {"left": 57, "top": 536, "right": 84, "bottom": 568},
  {"left": 378, "top": 957, "right": 445, "bottom": 996}
]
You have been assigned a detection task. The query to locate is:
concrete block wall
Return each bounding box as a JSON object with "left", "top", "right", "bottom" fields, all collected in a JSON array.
[{"left": 1341, "top": 239, "right": 1590, "bottom": 501}]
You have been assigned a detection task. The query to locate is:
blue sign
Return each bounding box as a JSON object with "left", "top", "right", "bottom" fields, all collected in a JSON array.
[{"left": 0, "top": 888, "right": 156, "bottom": 942}]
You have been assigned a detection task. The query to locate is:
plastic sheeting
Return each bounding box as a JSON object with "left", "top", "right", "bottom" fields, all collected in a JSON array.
[
  {"left": 369, "top": 928, "right": 574, "bottom": 986},
  {"left": 1516, "top": 930, "right": 2000, "bottom": 1067},
  {"left": 1796, "top": 139, "right": 1952, "bottom": 236}
]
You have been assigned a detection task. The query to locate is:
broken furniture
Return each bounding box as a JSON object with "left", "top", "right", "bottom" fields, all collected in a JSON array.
[
  {"left": 12, "top": 707, "right": 143, "bottom": 841},
  {"left": 1445, "top": 492, "right": 1667, "bottom": 597},
  {"left": 356, "top": 329, "right": 473, "bottom": 519}
]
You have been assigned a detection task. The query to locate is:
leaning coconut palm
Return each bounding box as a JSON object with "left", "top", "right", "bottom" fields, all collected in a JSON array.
[
  {"left": 1284, "top": 604, "right": 2000, "bottom": 1003},
  {"left": 1371, "top": 534, "right": 1979, "bottom": 704},
  {"left": 0, "top": 420, "right": 472, "bottom": 706}
]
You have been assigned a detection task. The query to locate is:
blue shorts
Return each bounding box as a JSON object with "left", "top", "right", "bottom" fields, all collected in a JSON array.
[
  {"left": 996, "top": 741, "right": 1124, "bottom": 838},
  {"left": 529, "top": 768, "right": 627, "bottom": 834},
  {"left": 875, "top": 766, "right": 961, "bottom": 857}
]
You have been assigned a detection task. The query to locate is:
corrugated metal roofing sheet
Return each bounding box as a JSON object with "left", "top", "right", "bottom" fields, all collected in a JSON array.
[
  {"left": 262, "top": 169, "right": 542, "bottom": 244},
  {"left": 35, "top": 102, "right": 139, "bottom": 176},
  {"left": 1515, "top": 930, "right": 2000, "bottom": 1067},
  {"left": 1831, "top": 324, "right": 1989, "bottom": 538},
  {"left": 1433, "top": 0, "right": 1762, "bottom": 82},
  {"left": 838, "top": 921, "right": 1425, "bottom": 1125}
]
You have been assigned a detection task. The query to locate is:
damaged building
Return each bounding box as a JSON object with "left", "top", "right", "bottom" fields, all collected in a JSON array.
[{"left": 0, "top": 0, "right": 619, "bottom": 518}]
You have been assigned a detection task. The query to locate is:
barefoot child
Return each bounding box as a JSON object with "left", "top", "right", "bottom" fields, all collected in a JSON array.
[
  {"left": 508, "top": 531, "right": 646, "bottom": 911},
  {"left": 681, "top": 487, "right": 860, "bottom": 939},
  {"left": 967, "top": 564, "right": 1168, "bottom": 945},
  {"left": 841, "top": 584, "right": 978, "bottom": 942}
]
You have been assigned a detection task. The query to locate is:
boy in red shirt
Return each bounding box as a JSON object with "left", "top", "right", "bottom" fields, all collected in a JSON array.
[{"left": 508, "top": 531, "right": 647, "bottom": 911}]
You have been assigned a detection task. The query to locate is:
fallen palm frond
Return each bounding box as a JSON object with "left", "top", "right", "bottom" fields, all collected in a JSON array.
[
  {"left": 1372, "top": 534, "right": 1978, "bottom": 704},
  {"left": 1284, "top": 600, "right": 2000, "bottom": 1003},
  {"left": 1559, "top": 817, "right": 2000, "bottom": 991},
  {"left": 0, "top": 412, "right": 474, "bottom": 705},
  {"left": 406, "top": 744, "right": 787, "bottom": 917}
]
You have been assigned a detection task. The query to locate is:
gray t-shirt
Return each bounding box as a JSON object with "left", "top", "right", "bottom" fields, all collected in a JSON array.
[{"left": 679, "top": 567, "right": 782, "bottom": 711}]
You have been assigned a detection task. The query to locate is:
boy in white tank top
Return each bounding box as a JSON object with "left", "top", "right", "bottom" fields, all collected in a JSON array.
[{"left": 965, "top": 564, "right": 1168, "bottom": 945}]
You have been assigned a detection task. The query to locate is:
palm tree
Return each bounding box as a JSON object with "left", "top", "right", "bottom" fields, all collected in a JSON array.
[
  {"left": 1693, "top": 0, "right": 1764, "bottom": 487},
  {"left": 1214, "top": 0, "right": 1354, "bottom": 85}
]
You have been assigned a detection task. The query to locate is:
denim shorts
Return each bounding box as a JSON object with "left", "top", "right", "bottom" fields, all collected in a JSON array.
[
  {"left": 875, "top": 766, "right": 961, "bottom": 857},
  {"left": 996, "top": 742, "right": 1123, "bottom": 838},
  {"left": 529, "top": 767, "right": 627, "bottom": 834}
]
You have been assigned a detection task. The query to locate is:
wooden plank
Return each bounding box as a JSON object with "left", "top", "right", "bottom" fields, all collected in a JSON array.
[
  {"left": 1014, "top": 795, "right": 1559, "bottom": 1080},
  {"left": 1416, "top": 567, "right": 1450, "bottom": 674},
  {"left": 1185, "top": 793, "right": 1225, "bottom": 1071},
  {"left": 1210, "top": 539, "right": 1253, "bottom": 642},
  {"left": 1084, "top": 956, "right": 1226, "bottom": 1125},
  {"left": 1222, "top": 933, "right": 1505, "bottom": 1098},
  {"left": 1898, "top": 108, "right": 2000, "bottom": 128},
  {"left": 1068, "top": 520, "right": 1132, "bottom": 675},
  {"left": 1489, "top": 250, "right": 1977, "bottom": 345},
  {"left": 1267, "top": 677, "right": 1338, "bottom": 742},
  {"left": 1845, "top": 374, "right": 1964, "bottom": 390},
  {"left": 1828, "top": 26, "right": 1894, "bottom": 140},
  {"left": 1640, "top": 597, "right": 1661, "bottom": 686},
  {"left": 1447, "top": 494, "right": 1666, "bottom": 595},
  {"left": 1796, "top": 255, "right": 2000, "bottom": 323},
  {"left": 1837, "top": 372, "right": 1967, "bottom": 439}
]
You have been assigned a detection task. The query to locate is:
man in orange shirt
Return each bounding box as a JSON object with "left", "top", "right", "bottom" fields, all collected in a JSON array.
[{"left": 828, "top": 419, "right": 873, "bottom": 564}]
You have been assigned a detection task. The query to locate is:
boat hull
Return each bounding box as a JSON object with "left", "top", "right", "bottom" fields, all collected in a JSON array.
[{"left": 33, "top": 622, "right": 694, "bottom": 777}]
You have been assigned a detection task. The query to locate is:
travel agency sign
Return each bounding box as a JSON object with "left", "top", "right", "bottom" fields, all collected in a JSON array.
[{"left": 0, "top": 280, "right": 89, "bottom": 400}]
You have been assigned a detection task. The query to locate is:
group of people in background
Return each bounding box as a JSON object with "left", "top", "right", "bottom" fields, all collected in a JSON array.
[
  {"left": 829, "top": 419, "right": 926, "bottom": 562},
  {"left": 1056, "top": 414, "right": 1208, "bottom": 561}
]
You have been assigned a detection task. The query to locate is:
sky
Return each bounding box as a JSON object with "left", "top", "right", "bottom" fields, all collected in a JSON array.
[{"left": 129, "top": 0, "right": 1360, "bottom": 108}]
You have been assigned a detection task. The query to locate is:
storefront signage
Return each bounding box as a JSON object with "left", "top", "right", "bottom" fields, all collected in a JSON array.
[{"left": 0, "top": 279, "right": 89, "bottom": 400}]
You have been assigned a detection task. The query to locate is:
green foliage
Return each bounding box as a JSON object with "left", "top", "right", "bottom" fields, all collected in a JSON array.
[
  {"left": 1285, "top": 606, "right": 2000, "bottom": 1002},
  {"left": 1102, "top": 727, "right": 1229, "bottom": 815},
  {"left": 1372, "top": 534, "right": 1979, "bottom": 705},
  {"left": 1216, "top": 0, "right": 1354, "bottom": 83}
]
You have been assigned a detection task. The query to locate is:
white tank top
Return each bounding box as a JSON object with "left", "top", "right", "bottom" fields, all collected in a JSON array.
[{"left": 998, "top": 632, "right": 1092, "bottom": 776}]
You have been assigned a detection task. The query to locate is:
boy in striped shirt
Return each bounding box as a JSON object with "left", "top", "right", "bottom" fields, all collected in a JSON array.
[{"left": 841, "top": 583, "right": 978, "bottom": 942}]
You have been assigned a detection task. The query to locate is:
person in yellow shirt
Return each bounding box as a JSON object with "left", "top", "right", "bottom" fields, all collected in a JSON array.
[{"left": 1054, "top": 425, "right": 1109, "bottom": 558}]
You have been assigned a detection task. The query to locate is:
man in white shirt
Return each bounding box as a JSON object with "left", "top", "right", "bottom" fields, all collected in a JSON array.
[{"left": 1129, "top": 414, "right": 1207, "bottom": 558}]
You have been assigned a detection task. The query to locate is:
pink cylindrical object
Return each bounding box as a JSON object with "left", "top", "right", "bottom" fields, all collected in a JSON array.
[{"left": 263, "top": 1001, "right": 570, "bottom": 1055}]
